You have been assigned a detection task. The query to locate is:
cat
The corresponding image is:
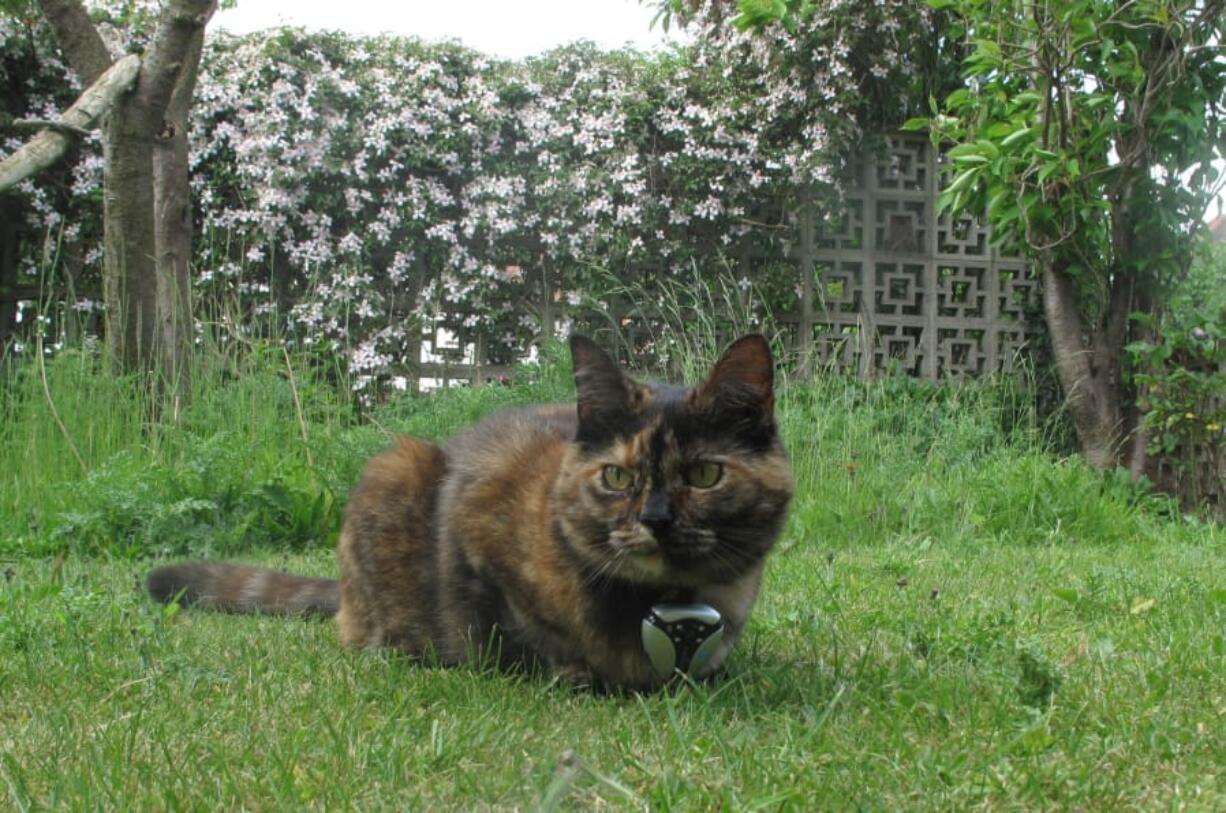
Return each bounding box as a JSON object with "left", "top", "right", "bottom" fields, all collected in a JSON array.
[{"left": 147, "top": 334, "right": 793, "bottom": 690}]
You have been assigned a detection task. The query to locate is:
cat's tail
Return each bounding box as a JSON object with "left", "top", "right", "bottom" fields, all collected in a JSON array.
[{"left": 146, "top": 561, "right": 339, "bottom": 617}]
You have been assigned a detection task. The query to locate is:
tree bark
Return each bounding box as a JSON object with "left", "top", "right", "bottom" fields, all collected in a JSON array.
[
  {"left": 101, "top": 99, "right": 160, "bottom": 371},
  {"left": 35, "top": 0, "right": 113, "bottom": 86},
  {"left": 1041, "top": 260, "right": 1126, "bottom": 468},
  {"left": 153, "top": 7, "right": 215, "bottom": 397}
]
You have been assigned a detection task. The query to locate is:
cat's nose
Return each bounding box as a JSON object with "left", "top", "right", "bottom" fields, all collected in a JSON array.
[{"left": 640, "top": 491, "right": 673, "bottom": 532}]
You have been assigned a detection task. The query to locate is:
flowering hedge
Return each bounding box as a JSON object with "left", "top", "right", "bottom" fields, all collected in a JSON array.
[
  {"left": 2, "top": 6, "right": 934, "bottom": 376},
  {"left": 1, "top": 12, "right": 105, "bottom": 290}
]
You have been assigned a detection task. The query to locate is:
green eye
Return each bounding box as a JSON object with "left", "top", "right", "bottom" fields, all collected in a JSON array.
[
  {"left": 684, "top": 461, "right": 723, "bottom": 489},
  {"left": 601, "top": 465, "right": 635, "bottom": 491}
]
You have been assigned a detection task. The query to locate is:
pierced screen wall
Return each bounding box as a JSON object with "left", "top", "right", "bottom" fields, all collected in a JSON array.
[
  {"left": 793, "top": 133, "right": 1040, "bottom": 379},
  {"left": 411, "top": 133, "right": 1041, "bottom": 389}
]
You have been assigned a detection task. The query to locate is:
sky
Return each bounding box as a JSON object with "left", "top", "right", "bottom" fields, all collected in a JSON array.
[{"left": 212, "top": 0, "right": 684, "bottom": 59}]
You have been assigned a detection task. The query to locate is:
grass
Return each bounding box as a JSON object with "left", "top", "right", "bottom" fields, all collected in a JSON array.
[{"left": 1, "top": 343, "right": 1224, "bottom": 809}]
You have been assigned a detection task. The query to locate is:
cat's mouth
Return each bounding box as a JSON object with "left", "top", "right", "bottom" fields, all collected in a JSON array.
[
  {"left": 608, "top": 527, "right": 721, "bottom": 582},
  {"left": 607, "top": 531, "right": 668, "bottom": 579},
  {"left": 623, "top": 547, "right": 667, "bottom": 579}
]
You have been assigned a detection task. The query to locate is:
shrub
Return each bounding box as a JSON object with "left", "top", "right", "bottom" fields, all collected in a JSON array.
[{"left": 1128, "top": 240, "right": 1226, "bottom": 517}]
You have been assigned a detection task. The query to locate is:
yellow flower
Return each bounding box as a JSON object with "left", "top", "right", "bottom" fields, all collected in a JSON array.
[
  {"left": 1184, "top": 412, "right": 1197, "bottom": 420},
  {"left": 1208, "top": 423, "right": 1222, "bottom": 432}
]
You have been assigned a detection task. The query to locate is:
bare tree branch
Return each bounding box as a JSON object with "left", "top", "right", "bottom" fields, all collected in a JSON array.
[
  {"left": 12, "top": 119, "right": 92, "bottom": 137},
  {"left": 34, "top": 0, "right": 113, "bottom": 86},
  {"left": 0, "top": 54, "right": 141, "bottom": 194}
]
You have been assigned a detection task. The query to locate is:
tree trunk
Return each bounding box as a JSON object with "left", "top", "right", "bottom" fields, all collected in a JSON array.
[
  {"left": 35, "top": 0, "right": 215, "bottom": 383},
  {"left": 129, "top": 0, "right": 216, "bottom": 381},
  {"left": 153, "top": 21, "right": 210, "bottom": 398},
  {"left": 1041, "top": 260, "right": 1128, "bottom": 468},
  {"left": 102, "top": 103, "right": 160, "bottom": 372}
]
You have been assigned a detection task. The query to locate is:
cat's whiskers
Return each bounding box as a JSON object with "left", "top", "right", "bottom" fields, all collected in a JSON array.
[
  {"left": 706, "top": 540, "right": 758, "bottom": 578},
  {"left": 582, "top": 555, "right": 620, "bottom": 591}
]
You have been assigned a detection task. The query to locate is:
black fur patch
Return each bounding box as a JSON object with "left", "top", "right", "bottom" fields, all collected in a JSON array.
[{"left": 146, "top": 564, "right": 202, "bottom": 606}]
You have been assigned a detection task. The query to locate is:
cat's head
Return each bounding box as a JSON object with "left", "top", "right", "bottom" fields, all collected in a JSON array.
[{"left": 554, "top": 335, "right": 793, "bottom": 588}]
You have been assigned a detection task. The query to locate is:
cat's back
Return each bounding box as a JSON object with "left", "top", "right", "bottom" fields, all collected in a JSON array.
[
  {"left": 444, "top": 402, "right": 576, "bottom": 473},
  {"left": 439, "top": 403, "right": 576, "bottom": 522}
]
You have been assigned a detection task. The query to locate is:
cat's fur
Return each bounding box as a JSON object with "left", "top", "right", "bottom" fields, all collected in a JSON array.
[{"left": 147, "top": 335, "right": 793, "bottom": 690}]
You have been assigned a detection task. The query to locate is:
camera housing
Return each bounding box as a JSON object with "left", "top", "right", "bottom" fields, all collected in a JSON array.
[{"left": 640, "top": 603, "right": 725, "bottom": 679}]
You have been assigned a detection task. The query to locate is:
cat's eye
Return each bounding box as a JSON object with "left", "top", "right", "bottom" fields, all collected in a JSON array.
[
  {"left": 601, "top": 465, "right": 635, "bottom": 491},
  {"left": 684, "top": 461, "right": 723, "bottom": 489}
]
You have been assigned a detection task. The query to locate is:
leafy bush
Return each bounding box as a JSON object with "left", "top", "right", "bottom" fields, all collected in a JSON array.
[{"left": 1128, "top": 241, "right": 1226, "bottom": 516}]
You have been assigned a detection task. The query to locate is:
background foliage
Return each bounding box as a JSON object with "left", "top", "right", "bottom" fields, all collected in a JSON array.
[
  {"left": 2, "top": 5, "right": 938, "bottom": 377},
  {"left": 3, "top": 2, "right": 1225, "bottom": 513},
  {"left": 1129, "top": 241, "right": 1226, "bottom": 512}
]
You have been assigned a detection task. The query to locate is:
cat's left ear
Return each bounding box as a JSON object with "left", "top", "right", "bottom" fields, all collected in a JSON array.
[
  {"left": 692, "top": 334, "right": 775, "bottom": 418},
  {"left": 571, "top": 335, "right": 646, "bottom": 445}
]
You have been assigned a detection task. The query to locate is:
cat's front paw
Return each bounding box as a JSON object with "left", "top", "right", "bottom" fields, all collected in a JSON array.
[{"left": 550, "top": 662, "right": 597, "bottom": 690}]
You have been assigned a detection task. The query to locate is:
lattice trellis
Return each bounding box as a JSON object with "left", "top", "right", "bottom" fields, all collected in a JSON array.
[{"left": 788, "top": 133, "right": 1041, "bottom": 379}]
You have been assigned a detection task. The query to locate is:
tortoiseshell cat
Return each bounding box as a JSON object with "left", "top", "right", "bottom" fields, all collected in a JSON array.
[{"left": 147, "top": 335, "right": 793, "bottom": 690}]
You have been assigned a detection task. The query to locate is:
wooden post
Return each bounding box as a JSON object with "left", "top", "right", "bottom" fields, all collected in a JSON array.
[
  {"left": 538, "top": 264, "right": 554, "bottom": 345},
  {"left": 797, "top": 186, "right": 816, "bottom": 378},
  {"left": 472, "top": 332, "right": 485, "bottom": 387}
]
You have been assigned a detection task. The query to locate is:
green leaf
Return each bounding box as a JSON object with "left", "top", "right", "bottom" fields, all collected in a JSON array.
[
  {"left": 732, "top": 0, "right": 789, "bottom": 30},
  {"left": 1001, "top": 126, "right": 1036, "bottom": 147},
  {"left": 937, "top": 188, "right": 965, "bottom": 215},
  {"left": 945, "top": 166, "right": 981, "bottom": 196},
  {"left": 987, "top": 189, "right": 1011, "bottom": 214},
  {"left": 945, "top": 88, "right": 971, "bottom": 110},
  {"left": 1052, "top": 587, "right": 1081, "bottom": 605},
  {"left": 901, "top": 117, "right": 929, "bottom": 132},
  {"left": 972, "top": 39, "right": 1002, "bottom": 62},
  {"left": 947, "top": 143, "right": 983, "bottom": 159},
  {"left": 986, "top": 122, "right": 1016, "bottom": 139}
]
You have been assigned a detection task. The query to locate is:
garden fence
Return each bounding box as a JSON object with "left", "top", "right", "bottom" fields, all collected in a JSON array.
[{"left": 419, "top": 133, "right": 1041, "bottom": 388}]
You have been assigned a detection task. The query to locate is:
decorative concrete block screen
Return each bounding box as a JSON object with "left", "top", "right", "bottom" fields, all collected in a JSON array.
[
  {"left": 793, "top": 133, "right": 1040, "bottom": 379},
  {"left": 417, "top": 133, "right": 1041, "bottom": 387}
]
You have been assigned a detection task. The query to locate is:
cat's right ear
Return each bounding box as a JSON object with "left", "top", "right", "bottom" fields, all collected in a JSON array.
[{"left": 570, "top": 335, "right": 638, "bottom": 446}]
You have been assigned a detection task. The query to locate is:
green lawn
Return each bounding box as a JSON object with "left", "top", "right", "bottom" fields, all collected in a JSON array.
[
  {"left": 1, "top": 352, "right": 1224, "bottom": 809},
  {"left": 3, "top": 536, "right": 1224, "bottom": 809}
]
